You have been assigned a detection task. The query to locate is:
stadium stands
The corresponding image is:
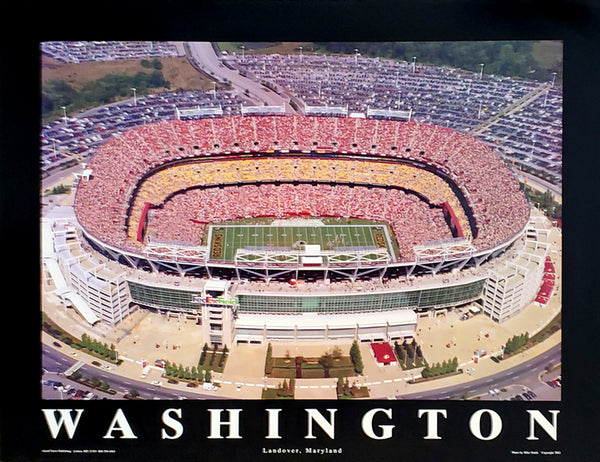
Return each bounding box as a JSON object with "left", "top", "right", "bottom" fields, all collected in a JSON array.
[{"left": 74, "top": 115, "right": 530, "bottom": 264}]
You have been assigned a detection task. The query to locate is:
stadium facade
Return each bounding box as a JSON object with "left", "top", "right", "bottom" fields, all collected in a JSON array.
[{"left": 43, "top": 115, "right": 555, "bottom": 346}]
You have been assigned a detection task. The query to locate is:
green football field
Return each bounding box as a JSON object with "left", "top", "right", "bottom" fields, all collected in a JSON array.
[{"left": 208, "top": 223, "right": 393, "bottom": 261}]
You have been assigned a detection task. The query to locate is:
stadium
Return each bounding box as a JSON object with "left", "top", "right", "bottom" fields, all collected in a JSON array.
[{"left": 59, "top": 112, "right": 550, "bottom": 347}]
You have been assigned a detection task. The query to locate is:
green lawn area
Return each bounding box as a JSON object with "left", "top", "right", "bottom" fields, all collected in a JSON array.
[{"left": 208, "top": 222, "right": 392, "bottom": 261}]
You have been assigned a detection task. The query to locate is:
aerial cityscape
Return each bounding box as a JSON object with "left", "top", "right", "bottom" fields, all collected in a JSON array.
[{"left": 41, "top": 41, "right": 562, "bottom": 402}]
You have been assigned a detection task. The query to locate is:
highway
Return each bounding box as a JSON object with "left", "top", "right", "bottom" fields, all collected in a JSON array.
[
  {"left": 42, "top": 345, "right": 225, "bottom": 400},
  {"left": 185, "top": 42, "right": 293, "bottom": 111},
  {"left": 397, "top": 342, "right": 561, "bottom": 400}
]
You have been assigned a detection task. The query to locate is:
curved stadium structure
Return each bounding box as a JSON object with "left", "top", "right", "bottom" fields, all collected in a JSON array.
[{"left": 61, "top": 114, "right": 551, "bottom": 345}]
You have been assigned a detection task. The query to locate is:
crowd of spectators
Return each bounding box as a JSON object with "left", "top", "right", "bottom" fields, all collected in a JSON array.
[
  {"left": 41, "top": 41, "right": 183, "bottom": 63},
  {"left": 147, "top": 183, "right": 452, "bottom": 262},
  {"left": 74, "top": 115, "right": 530, "bottom": 261}
]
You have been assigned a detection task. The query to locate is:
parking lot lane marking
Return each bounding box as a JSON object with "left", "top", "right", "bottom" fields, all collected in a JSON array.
[{"left": 384, "top": 380, "right": 393, "bottom": 383}]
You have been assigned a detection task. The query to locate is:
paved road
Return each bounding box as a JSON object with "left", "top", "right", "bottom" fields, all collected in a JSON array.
[
  {"left": 186, "top": 42, "right": 292, "bottom": 111},
  {"left": 43, "top": 338, "right": 560, "bottom": 401},
  {"left": 397, "top": 342, "right": 561, "bottom": 400},
  {"left": 42, "top": 344, "right": 224, "bottom": 400}
]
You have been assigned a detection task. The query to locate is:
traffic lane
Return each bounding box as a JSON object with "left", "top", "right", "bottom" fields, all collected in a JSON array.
[
  {"left": 42, "top": 345, "right": 225, "bottom": 400},
  {"left": 397, "top": 343, "right": 561, "bottom": 400},
  {"left": 187, "top": 42, "right": 288, "bottom": 108}
]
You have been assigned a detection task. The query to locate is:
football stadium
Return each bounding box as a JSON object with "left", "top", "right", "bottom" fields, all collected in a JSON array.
[
  {"left": 61, "top": 112, "right": 548, "bottom": 347},
  {"left": 41, "top": 42, "right": 560, "bottom": 350}
]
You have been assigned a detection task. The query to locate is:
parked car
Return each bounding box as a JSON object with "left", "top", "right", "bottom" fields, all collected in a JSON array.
[{"left": 151, "top": 381, "right": 163, "bottom": 387}]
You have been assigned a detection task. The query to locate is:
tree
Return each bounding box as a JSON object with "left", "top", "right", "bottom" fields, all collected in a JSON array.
[
  {"left": 319, "top": 353, "right": 334, "bottom": 378},
  {"left": 199, "top": 343, "right": 209, "bottom": 365},
  {"left": 332, "top": 346, "right": 342, "bottom": 360},
  {"left": 152, "top": 58, "right": 163, "bottom": 70},
  {"left": 350, "top": 340, "right": 364, "bottom": 374},
  {"left": 265, "top": 343, "right": 274, "bottom": 374}
]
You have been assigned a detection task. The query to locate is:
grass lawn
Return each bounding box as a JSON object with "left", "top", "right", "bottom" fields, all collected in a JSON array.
[{"left": 208, "top": 222, "right": 392, "bottom": 261}]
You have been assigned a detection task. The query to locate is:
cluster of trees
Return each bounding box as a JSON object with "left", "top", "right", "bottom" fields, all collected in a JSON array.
[
  {"left": 276, "top": 378, "right": 295, "bottom": 398},
  {"left": 349, "top": 340, "right": 364, "bottom": 374},
  {"left": 522, "top": 186, "right": 562, "bottom": 220},
  {"left": 47, "top": 184, "right": 71, "bottom": 195},
  {"left": 336, "top": 376, "right": 366, "bottom": 398},
  {"left": 316, "top": 41, "right": 561, "bottom": 81},
  {"left": 504, "top": 332, "right": 530, "bottom": 355},
  {"left": 164, "top": 360, "right": 210, "bottom": 383},
  {"left": 141, "top": 58, "right": 163, "bottom": 70},
  {"left": 42, "top": 62, "right": 171, "bottom": 119},
  {"left": 80, "top": 334, "right": 117, "bottom": 361},
  {"left": 421, "top": 357, "right": 459, "bottom": 378},
  {"left": 394, "top": 339, "right": 425, "bottom": 369},
  {"left": 199, "top": 343, "right": 229, "bottom": 369},
  {"left": 70, "top": 370, "right": 111, "bottom": 393}
]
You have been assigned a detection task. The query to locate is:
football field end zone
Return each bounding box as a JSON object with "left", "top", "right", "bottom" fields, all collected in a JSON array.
[{"left": 207, "top": 222, "right": 396, "bottom": 262}]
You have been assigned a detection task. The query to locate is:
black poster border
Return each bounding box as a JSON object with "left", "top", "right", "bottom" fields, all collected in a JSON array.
[{"left": 1, "top": 0, "right": 599, "bottom": 461}]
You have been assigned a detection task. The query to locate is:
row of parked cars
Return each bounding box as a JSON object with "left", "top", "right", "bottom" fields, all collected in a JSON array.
[
  {"left": 510, "top": 390, "right": 538, "bottom": 401},
  {"left": 42, "top": 380, "right": 101, "bottom": 400}
]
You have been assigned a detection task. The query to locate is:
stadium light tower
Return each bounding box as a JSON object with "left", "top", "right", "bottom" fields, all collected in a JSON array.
[
  {"left": 131, "top": 87, "right": 137, "bottom": 106},
  {"left": 61, "top": 106, "right": 67, "bottom": 124},
  {"left": 479, "top": 63, "right": 485, "bottom": 79},
  {"left": 412, "top": 56, "right": 416, "bottom": 73},
  {"left": 240, "top": 45, "right": 245, "bottom": 63},
  {"left": 551, "top": 72, "right": 557, "bottom": 86},
  {"left": 354, "top": 48, "right": 359, "bottom": 65},
  {"left": 299, "top": 46, "right": 303, "bottom": 61}
]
